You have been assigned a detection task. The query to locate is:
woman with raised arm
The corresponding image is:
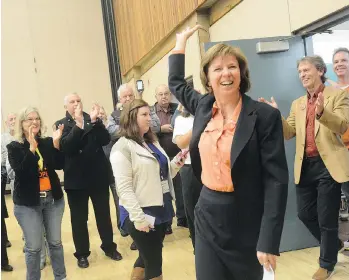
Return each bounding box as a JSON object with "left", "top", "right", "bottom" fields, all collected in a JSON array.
[{"left": 168, "top": 25, "right": 289, "bottom": 280}]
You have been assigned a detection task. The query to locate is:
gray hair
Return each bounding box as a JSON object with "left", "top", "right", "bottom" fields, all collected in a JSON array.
[
  {"left": 64, "top": 92, "right": 78, "bottom": 105},
  {"left": 117, "top": 84, "right": 133, "bottom": 98},
  {"left": 332, "top": 47, "right": 349, "bottom": 62},
  {"left": 15, "top": 106, "right": 44, "bottom": 143},
  {"left": 297, "top": 55, "right": 327, "bottom": 84}
]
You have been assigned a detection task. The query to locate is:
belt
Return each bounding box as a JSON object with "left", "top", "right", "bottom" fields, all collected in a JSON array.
[{"left": 39, "top": 190, "right": 51, "bottom": 198}]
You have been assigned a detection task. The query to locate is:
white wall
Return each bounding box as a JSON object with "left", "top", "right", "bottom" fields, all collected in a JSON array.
[
  {"left": 288, "top": 0, "right": 349, "bottom": 31},
  {"left": 210, "top": 0, "right": 292, "bottom": 42},
  {"left": 140, "top": 31, "right": 202, "bottom": 105},
  {"left": 1, "top": 0, "right": 113, "bottom": 131},
  {"left": 312, "top": 30, "right": 349, "bottom": 64}
]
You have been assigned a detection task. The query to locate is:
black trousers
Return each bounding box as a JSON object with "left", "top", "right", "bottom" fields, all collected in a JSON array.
[
  {"left": 296, "top": 156, "right": 342, "bottom": 271},
  {"left": 110, "top": 183, "right": 121, "bottom": 228},
  {"left": 180, "top": 165, "right": 202, "bottom": 248},
  {"left": 172, "top": 169, "right": 186, "bottom": 221},
  {"left": 66, "top": 187, "right": 117, "bottom": 258},
  {"left": 125, "top": 217, "right": 166, "bottom": 279},
  {"left": 1, "top": 215, "right": 9, "bottom": 267},
  {"left": 195, "top": 187, "right": 263, "bottom": 280}
]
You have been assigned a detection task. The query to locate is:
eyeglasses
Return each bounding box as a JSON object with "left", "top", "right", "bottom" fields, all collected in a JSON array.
[{"left": 24, "top": 118, "right": 41, "bottom": 123}]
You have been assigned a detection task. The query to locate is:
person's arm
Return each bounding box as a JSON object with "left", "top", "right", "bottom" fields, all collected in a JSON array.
[
  {"left": 257, "top": 108, "right": 289, "bottom": 256},
  {"left": 172, "top": 116, "right": 193, "bottom": 149},
  {"left": 60, "top": 125, "right": 84, "bottom": 155},
  {"left": 317, "top": 90, "right": 349, "bottom": 135},
  {"left": 169, "top": 54, "right": 202, "bottom": 115},
  {"left": 6, "top": 156, "right": 15, "bottom": 181},
  {"left": 171, "top": 109, "right": 181, "bottom": 128},
  {"left": 106, "top": 115, "right": 119, "bottom": 138},
  {"left": 282, "top": 101, "right": 297, "bottom": 140},
  {"left": 174, "top": 130, "right": 192, "bottom": 149},
  {"left": 47, "top": 138, "right": 65, "bottom": 170},
  {"left": 168, "top": 26, "right": 206, "bottom": 115},
  {"left": 110, "top": 144, "right": 149, "bottom": 230},
  {"left": 150, "top": 106, "right": 161, "bottom": 134},
  {"left": 7, "top": 142, "right": 39, "bottom": 177},
  {"left": 92, "top": 120, "right": 111, "bottom": 146}
]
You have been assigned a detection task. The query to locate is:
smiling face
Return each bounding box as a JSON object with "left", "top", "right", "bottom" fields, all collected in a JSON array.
[
  {"left": 298, "top": 61, "right": 323, "bottom": 91},
  {"left": 22, "top": 111, "right": 41, "bottom": 136},
  {"left": 333, "top": 51, "right": 349, "bottom": 80},
  {"left": 137, "top": 106, "right": 151, "bottom": 136},
  {"left": 207, "top": 55, "right": 241, "bottom": 98},
  {"left": 6, "top": 113, "right": 16, "bottom": 132}
]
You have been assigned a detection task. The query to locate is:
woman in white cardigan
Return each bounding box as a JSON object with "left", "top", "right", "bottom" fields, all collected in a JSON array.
[{"left": 110, "top": 99, "right": 187, "bottom": 280}]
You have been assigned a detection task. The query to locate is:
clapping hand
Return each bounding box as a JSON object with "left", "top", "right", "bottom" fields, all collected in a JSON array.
[
  {"left": 90, "top": 103, "right": 100, "bottom": 123},
  {"left": 258, "top": 97, "right": 278, "bottom": 109},
  {"left": 53, "top": 124, "right": 64, "bottom": 150},
  {"left": 74, "top": 103, "right": 83, "bottom": 128},
  {"left": 315, "top": 92, "right": 324, "bottom": 117},
  {"left": 28, "top": 126, "right": 38, "bottom": 153}
]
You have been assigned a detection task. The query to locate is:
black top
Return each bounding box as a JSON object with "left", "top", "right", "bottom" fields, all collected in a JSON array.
[
  {"left": 168, "top": 53, "right": 289, "bottom": 255},
  {"left": 7, "top": 137, "right": 64, "bottom": 206},
  {"left": 56, "top": 111, "right": 112, "bottom": 190}
]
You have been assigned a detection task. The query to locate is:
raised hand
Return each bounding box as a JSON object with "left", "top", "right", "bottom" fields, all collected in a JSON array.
[
  {"left": 28, "top": 126, "right": 38, "bottom": 153},
  {"left": 174, "top": 24, "right": 207, "bottom": 52},
  {"left": 53, "top": 124, "right": 64, "bottom": 150},
  {"left": 74, "top": 104, "right": 83, "bottom": 128},
  {"left": 258, "top": 97, "right": 278, "bottom": 109},
  {"left": 90, "top": 103, "right": 100, "bottom": 123},
  {"left": 315, "top": 92, "right": 324, "bottom": 116}
]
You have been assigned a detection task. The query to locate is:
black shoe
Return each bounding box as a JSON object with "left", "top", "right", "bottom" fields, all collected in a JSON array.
[
  {"left": 130, "top": 241, "right": 137, "bottom": 251},
  {"left": 77, "top": 257, "right": 89, "bottom": 268},
  {"left": 165, "top": 225, "right": 173, "bottom": 235},
  {"left": 105, "top": 250, "right": 123, "bottom": 261},
  {"left": 5, "top": 241, "right": 12, "bottom": 248},
  {"left": 119, "top": 228, "right": 129, "bottom": 237},
  {"left": 1, "top": 264, "right": 13, "bottom": 272},
  {"left": 177, "top": 218, "right": 188, "bottom": 228}
]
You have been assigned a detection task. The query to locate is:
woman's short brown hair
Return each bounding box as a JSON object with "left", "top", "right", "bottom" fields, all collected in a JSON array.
[
  {"left": 118, "top": 99, "right": 157, "bottom": 144},
  {"left": 200, "top": 43, "right": 251, "bottom": 94}
]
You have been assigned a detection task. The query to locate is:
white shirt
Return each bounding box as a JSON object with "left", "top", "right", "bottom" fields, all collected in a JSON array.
[
  {"left": 1, "top": 132, "right": 14, "bottom": 166},
  {"left": 172, "top": 115, "right": 194, "bottom": 164}
]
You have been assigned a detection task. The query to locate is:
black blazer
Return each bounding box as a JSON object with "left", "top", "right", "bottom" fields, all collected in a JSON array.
[
  {"left": 57, "top": 111, "right": 112, "bottom": 190},
  {"left": 7, "top": 137, "right": 64, "bottom": 206},
  {"left": 168, "top": 54, "right": 289, "bottom": 255}
]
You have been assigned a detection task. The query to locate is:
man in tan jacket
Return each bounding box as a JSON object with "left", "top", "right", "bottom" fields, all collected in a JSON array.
[{"left": 260, "top": 55, "right": 349, "bottom": 280}]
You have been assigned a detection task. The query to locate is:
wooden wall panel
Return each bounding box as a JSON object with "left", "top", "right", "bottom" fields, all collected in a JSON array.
[{"left": 113, "top": 0, "right": 202, "bottom": 75}]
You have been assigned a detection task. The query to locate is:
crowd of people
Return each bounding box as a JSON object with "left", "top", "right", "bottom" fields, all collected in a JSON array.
[{"left": 1, "top": 25, "right": 349, "bottom": 280}]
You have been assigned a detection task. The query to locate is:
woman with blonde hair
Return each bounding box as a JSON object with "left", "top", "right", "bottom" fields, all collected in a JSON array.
[
  {"left": 7, "top": 106, "right": 67, "bottom": 280},
  {"left": 110, "top": 99, "right": 187, "bottom": 280}
]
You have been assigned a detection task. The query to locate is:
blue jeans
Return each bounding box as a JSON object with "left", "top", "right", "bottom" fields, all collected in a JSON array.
[{"left": 14, "top": 192, "right": 66, "bottom": 280}]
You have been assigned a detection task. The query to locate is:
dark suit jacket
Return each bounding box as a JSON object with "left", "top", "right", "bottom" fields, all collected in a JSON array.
[
  {"left": 7, "top": 137, "right": 64, "bottom": 206},
  {"left": 168, "top": 53, "right": 289, "bottom": 255},
  {"left": 57, "top": 111, "right": 112, "bottom": 190}
]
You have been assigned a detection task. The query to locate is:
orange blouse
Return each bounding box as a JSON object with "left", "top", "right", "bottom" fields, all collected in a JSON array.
[{"left": 198, "top": 98, "right": 242, "bottom": 192}]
